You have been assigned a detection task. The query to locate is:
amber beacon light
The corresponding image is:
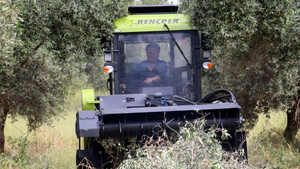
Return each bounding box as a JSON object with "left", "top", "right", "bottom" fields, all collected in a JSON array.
[
  {"left": 103, "top": 66, "right": 114, "bottom": 73},
  {"left": 203, "top": 62, "right": 213, "bottom": 69}
]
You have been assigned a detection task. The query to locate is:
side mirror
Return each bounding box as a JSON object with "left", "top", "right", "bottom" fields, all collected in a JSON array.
[
  {"left": 104, "top": 40, "right": 112, "bottom": 62},
  {"left": 201, "top": 34, "right": 212, "bottom": 59},
  {"left": 201, "top": 34, "right": 210, "bottom": 50}
]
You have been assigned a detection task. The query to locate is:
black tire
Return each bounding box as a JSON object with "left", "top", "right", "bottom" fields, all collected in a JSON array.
[{"left": 77, "top": 137, "right": 112, "bottom": 169}]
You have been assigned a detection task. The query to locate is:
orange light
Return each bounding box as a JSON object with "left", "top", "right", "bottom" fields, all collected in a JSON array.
[
  {"left": 103, "top": 66, "right": 113, "bottom": 73},
  {"left": 207, "top": 62, "right": 213, "bottom": 69},
  {"left": 203, "top": 62, "right": 213, "bottom": 69}
]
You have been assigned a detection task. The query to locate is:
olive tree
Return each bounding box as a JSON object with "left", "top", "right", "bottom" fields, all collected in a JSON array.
[
  {"left": 0, "top": 0, "right": 130, "bottom": 153},
  {"left": 182, "top": 0, "right": 300, "bottom": 141}
]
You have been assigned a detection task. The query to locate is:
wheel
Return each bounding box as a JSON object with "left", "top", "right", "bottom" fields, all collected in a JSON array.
[{"left": 76, "top": 137, "right": 112, "bottom": 169}]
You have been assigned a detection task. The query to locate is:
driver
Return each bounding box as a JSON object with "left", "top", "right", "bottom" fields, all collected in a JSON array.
[
  {"left": 138, "top": 42, "right": 167, "bottom": 85},
  {"left": 122, "top": 42, "right": 168, "bottom": 93}
]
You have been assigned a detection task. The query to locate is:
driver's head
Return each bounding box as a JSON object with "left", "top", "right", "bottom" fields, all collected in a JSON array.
[{"left": 146, "top": 43, "right": 160, "bottom": 63}]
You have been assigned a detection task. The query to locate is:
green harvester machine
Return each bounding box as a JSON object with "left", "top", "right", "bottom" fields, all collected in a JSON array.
[{"left": 75, "top": 5, "right": 247, "bottom": 169}]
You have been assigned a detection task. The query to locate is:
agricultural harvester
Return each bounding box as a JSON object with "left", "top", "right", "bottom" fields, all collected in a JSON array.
[{"left": 76, "top": 5, "right": 247, "bottom": 168}]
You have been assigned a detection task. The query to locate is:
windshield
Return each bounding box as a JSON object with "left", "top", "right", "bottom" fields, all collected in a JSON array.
[{"left": 117, "top": 32, "right": 194, "bottom": 100}]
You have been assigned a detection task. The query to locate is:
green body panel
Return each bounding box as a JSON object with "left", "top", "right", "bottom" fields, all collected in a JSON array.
[
  {"left": 113, "top": 14, "right": 193, "bottom": 33},
  {"left": 81, "top": 89, "right": 99, "bottom": 110}
]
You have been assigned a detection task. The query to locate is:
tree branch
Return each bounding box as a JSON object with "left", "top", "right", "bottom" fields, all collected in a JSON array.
[{"left": 34, "top": 40, "right": 45, "bottom": 51}]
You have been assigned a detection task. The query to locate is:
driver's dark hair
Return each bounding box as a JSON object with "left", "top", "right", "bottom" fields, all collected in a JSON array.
[{"left": 146, "top": 42, "right": 160, "bottom": 53}]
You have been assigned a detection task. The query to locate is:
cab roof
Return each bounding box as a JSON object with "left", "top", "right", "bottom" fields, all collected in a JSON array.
[
  {"left": 113, "top": 5, "right": 193, "bottom": 33},
  {"left": 128, "top": 5, "right": 178, "bottom": 14}
]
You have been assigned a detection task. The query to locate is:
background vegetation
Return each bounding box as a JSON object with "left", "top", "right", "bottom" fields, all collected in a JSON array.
[
  {"left": 1, "top": 0, "right": 300, "bottom": 168},
  {"left": 0, "top": 0, "right": 130, "bottom": 153},
  {"left": 181, "top": 0, "right": 300, "bottom": 141}
]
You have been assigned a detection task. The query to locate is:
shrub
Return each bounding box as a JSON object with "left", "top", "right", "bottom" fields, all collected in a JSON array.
[
  {"left": 118, "top": 119, "right": 249, "bottom": 169},
  {"left": 0, "top": 135, "right": 47, "bottom": 169},
  {"left": 0, "top": 136, "right": 31, "bottom": 168}
]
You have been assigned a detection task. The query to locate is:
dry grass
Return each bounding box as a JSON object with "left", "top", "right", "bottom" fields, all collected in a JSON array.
[
  {"left": 3, "top": 91, "right": 81, "bottom": 169},
  {"left": 247, "top": 111, "right": 300, "bottom": 168},
  {"left": 4, "top": 111, "right": 77, "bottom": 169}
]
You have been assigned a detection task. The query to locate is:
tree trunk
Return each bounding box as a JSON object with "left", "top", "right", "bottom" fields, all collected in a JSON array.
[
  {"left": 0, "top": 108, "right": 8, "bottom": 153},
  {"left": 283, "top": 86, "right": 300, "bottom": 142}
]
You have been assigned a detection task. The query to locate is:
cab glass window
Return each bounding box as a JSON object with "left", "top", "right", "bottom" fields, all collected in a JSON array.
[{"left": 117, "top": 32, "right": 194, "bottom": 100}]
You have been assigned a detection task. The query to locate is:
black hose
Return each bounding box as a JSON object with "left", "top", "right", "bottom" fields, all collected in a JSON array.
[
  {"left": 172, "top": 95, "right": 197, "bottom": 105},
  {"left": 200, "top": 89, "right": 237, "bottom": 103}
]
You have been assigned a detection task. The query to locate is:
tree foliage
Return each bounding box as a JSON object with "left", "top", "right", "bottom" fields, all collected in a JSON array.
[
  {"left": 18, "top": 0, "right": 130, "bottom": 90},
  {"left": 182, "top": 0, "right": 300, "bottom": 139},
  {"left": 0, "top": 0, "right": 130, "bottom": 152}
]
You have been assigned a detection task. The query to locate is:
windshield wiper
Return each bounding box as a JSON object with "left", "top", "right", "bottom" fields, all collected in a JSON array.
[{"left": 164, "top": 23, "right": 192, "bottom": 68}]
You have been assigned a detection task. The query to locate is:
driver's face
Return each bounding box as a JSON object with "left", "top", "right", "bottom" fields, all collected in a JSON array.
[{"left": 146, "top": 47, "right": 159, "bottom": 63}]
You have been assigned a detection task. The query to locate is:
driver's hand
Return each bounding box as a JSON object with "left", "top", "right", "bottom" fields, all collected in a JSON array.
[
  {"left": 144, "top": 75, "right": 160, "bottom": 84},
  {"left": 120, "top": 83, "right": 126, "bottom": 92}
]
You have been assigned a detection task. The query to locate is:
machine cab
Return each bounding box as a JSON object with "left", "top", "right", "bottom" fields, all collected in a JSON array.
[{"left": 105, "top": 6, "right": 210, "bottom": 102}]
